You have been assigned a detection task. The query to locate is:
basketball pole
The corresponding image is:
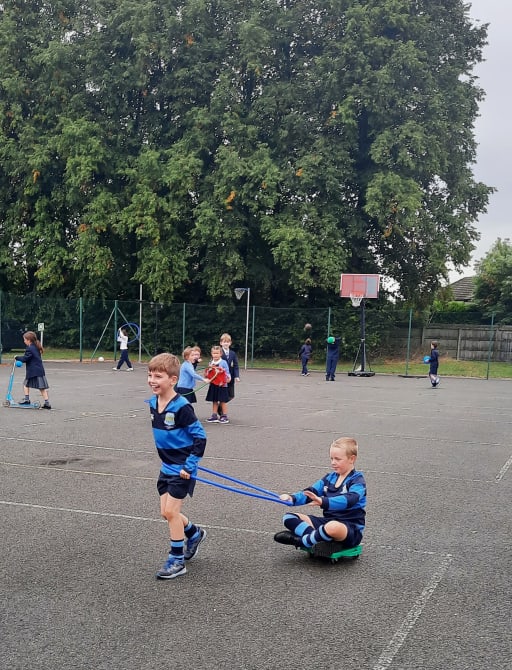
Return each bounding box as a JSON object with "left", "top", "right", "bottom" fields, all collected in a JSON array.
[
  {"left": 235, "top": 287, "right": 250, "bottom": 370},
  {"left": 348, "top": 298, "right": 375, "bottom": 377},
  {"left": 340, "top": 274, "right": 379, "bottom": 378}
]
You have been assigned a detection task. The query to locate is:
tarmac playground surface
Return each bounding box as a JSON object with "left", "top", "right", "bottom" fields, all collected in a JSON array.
[{"left": 0, "top": 361, "right": 511, "bottom": 670}]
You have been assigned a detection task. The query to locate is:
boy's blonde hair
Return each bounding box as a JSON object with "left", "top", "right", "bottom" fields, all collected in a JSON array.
[
  {"left": 220, "top": 333, "right": 232, "bottom": 343},
  {"left": 148, "top": 353, "right": 180, "bottom": 376},
  {"left": 330, "top": 437, "right": 358, "bottom": 458},
  {"left": 182, "top": 346, "right": 193, "bottom": 360}
]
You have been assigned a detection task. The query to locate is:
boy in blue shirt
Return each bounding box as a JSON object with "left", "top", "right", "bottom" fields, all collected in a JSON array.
[
  {"left": 147, "top": 353, "right": 207, "bottom": 579},
  {"left": 274, "top": 437, "right": 366, "bottom": 551},
  {"left": 175, "top": 346, "right": 207, "bottom": 403}
]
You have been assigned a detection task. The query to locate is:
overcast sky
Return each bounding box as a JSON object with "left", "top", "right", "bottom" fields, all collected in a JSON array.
[{"left": 451, "top": 1, "right": 512, "bottom": 280}]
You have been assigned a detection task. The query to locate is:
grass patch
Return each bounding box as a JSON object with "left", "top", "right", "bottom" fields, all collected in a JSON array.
[
  {"left": 239, "top": 356, "right": 512, "bottom": 379},
  {"left": 2, "top": 348, "right": 510, "bottom": 379}
]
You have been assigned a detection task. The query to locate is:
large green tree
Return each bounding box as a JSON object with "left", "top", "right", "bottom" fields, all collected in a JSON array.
[
  {"left": 474, "top": 239, "right": 512, "bottom": 323},
  {"left": 0, "top": 0, "right": 492, "bottom": 305}
]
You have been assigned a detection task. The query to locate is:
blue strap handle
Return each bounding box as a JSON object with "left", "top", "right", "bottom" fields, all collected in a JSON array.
[
  {"left": 198, "top": 465, "right": 282, "bottom": 498},
  {"left": 194, "top": 466, "right": 292, "bottom": 505}
]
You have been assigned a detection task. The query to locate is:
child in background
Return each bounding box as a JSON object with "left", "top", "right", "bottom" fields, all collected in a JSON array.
[
  {"left": 114, "top": 327, "right": 134, "bottom": 371},
  {"left": 205, "top": 345, "right": 231, "bottom": 423},
  {"left": 15, "top": 331, "right": 51, "bottom": 409},
  {"left": 274, "top": 437, "right": 366, "bottom": 550},
  {"left": 147, "top": 353, "right": 207, "bottom": 580},
  {"left": 220, "top": 333, "right": 240, "bottom": 406},
  {"left": 191, "top": 346, "right": 202, "bottom": 371},
  {"left": 299, "top": 338, "right": 312, "bottom": 376},
  {"left": 429, "top": 340, "right": 440, "bottom": 387},
  {"left": 175, "top": 346, "right": 207, "bottom": 403},
  {"left": 325, "top": 335, "right": 341, "bottom": 381}
]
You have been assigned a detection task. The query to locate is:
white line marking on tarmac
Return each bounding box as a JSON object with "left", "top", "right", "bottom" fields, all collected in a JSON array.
[
  {"left": 0, "top": 461, "right": 153, "bottom": 479},
  {"left": 0, "top": 458, "right": 496, "bottom": 484},
  {"left": 0, "top": 500, "right": 274, "bottom": 535},
  {"left": 0, "top": 502, "right": 459, "bottom": 552},
  {"left": 495, "top": 453, "right": 512, "bottom": 482},
  {"left": 0, "top": 435, "right": 151, "bottom": 454},
  {"left": 372, "top": 553, "right": 453, "bottom": 670}
]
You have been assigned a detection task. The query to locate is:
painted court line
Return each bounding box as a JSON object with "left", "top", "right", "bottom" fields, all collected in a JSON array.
[
  {"left": 0, "top": 457, "right": 497, "bottom": 485},
  {"left": 495, "top": 453, "right": 512, "bottom": 482},
  {"left": 0, "top": 500, "right": 276, "bottom": 536},
  {"left": 2, "top": 497, "right": 453, "bottom": 669},
  {"left": 1, "top": 502, "right": 457, "bottom": 551},
  {"left": 372, "top": 553, "right": 453, "bottom": 670}
]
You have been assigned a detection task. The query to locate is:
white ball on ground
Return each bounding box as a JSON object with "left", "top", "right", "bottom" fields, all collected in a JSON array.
[{"left": 98, "top": 356, "right": 104, "bottom": 362}]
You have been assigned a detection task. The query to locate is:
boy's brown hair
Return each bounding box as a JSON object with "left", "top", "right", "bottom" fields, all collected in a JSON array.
[
  {"left": 182, "top": 346, "right": 193, "bottom": 360},
  {"left": 148, "top": 353, "right": 180, "bottom": 377},
  {"left": 330, "top": 437, "right": 358, "bottom": 458},
  {"left": 211, "top": 345, "right": 222, "bottom": 354}
]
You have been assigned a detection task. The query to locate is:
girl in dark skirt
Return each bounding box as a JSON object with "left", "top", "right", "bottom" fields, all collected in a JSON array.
[
  {"left": 205, "top": 346, "right": 231, "bottom": 423},
  {"left": 15, "top": 331, "right": 51, "bottom": 409}
]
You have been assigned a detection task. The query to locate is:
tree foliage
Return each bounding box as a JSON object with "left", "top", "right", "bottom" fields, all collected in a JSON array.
[
  {"left": 474, "top": 239, "right": 512, "bottom": 323},
  {"left": 0, "top": 0, "right": 492, "bottom": 306}
]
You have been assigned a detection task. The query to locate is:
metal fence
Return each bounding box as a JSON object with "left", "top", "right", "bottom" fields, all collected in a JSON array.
[{"left": 0, "top": 291, "right": 507, "bottom": 368}]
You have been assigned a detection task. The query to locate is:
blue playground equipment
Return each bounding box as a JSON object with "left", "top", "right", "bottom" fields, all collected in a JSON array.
[{"left": 3, "top": 359, "right": 41, "bottom": 409}]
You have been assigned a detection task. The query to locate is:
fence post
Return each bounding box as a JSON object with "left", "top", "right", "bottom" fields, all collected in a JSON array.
[
  {"left": 114, "top": 300, "right": 118, "bottom": 361},
  {"left": 182, "top": 303, "right": 186, "bottom": 353},
  {"left": 79, "top": 297, "right": 83, "bottom": 362},
  {"left": 0, "top": 289, "right": 3, "bottom": 364},
  {"left": 486, "top": 313, "right": 495, "bottom": 380},
  {"left": 251, "top": 304, "right": 255, "bottom": 366},
  {"left": 138, "top": 285, "right": 143, "bottom": 363},
  {"left": 404, "top": 308, "right": 412, "bottom": 376}
]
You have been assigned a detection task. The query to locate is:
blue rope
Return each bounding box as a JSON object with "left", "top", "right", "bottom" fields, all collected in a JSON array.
[
  {"left": 198, "top": 466, "right": 282, "bottom": 498},
  {"left": 194, "top": 466, "right": 292, "bottom": 506}
]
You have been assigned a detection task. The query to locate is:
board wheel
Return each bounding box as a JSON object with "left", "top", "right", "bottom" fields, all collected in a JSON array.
[
  {"left": 3, "top": 400, "right": 11, "bottom": 407},
  {"left": 33, "top": 401, "right": 41, "bottom": 409}
]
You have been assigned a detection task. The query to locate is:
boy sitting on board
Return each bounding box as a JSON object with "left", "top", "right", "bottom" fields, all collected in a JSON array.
[{"left": 274, "top": 437, "right": 366, "bottom": 551}]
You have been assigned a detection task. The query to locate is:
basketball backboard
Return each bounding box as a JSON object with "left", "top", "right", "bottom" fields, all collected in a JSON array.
[{"left": 340, "top": 274, "right": 380, "bottom": 299}]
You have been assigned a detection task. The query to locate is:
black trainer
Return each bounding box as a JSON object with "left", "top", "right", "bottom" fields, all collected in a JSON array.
[{"left": 273, "top": 530, "right": 302, "bottom": 547}]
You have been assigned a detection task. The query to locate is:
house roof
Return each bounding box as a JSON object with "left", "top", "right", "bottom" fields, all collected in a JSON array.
[{"left": 449, "top": 276, "right": 476, "bottom": 302}]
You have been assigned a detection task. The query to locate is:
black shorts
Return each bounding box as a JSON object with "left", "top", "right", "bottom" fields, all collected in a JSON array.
[
  {"left": 157, "top": 473, "right": 196, "bottom": 499},
  {"left": 175, "top": 387, "right": 197, "bottom": 403},
  {"left": 309, "top": 516, "right": 363, "bottom": 549}
]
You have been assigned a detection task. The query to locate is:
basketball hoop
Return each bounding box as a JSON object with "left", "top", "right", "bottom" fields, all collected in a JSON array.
[
  {"left": 350, "top": 293, "right": 364, "bottom": 307},
  {"left": 234, "top": 288, "right": 246, "bottom": 300}
]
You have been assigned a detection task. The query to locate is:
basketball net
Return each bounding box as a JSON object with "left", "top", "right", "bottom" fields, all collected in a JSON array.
[
  {"left": 234, "top": 288, "right": 246, "bottom": 300},
  {"left": 350, "top": 293, "right": 364, "bottom": 307}
]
